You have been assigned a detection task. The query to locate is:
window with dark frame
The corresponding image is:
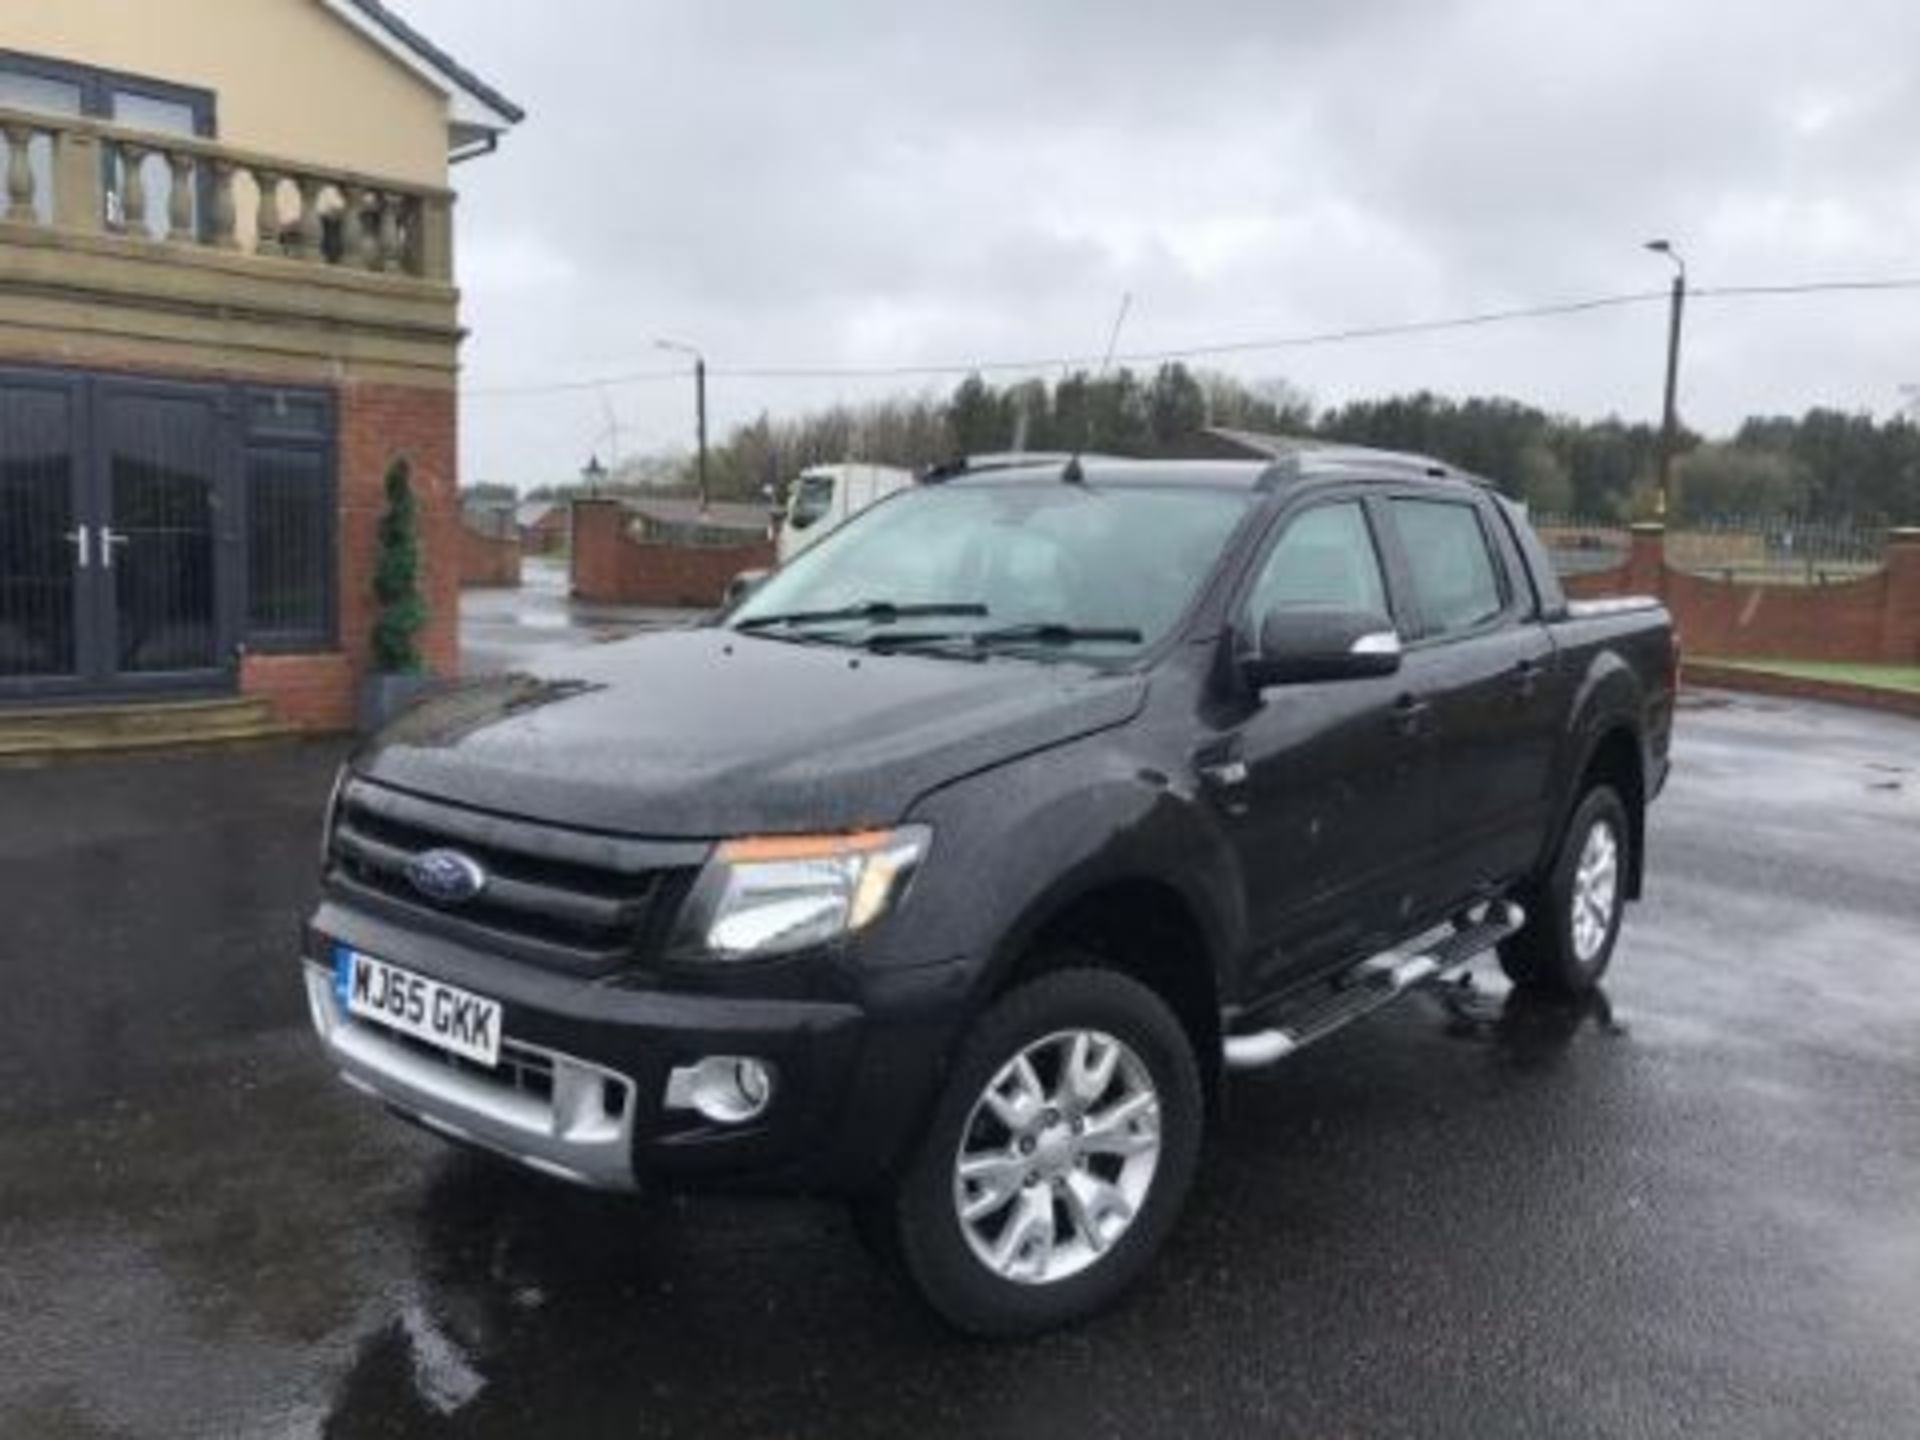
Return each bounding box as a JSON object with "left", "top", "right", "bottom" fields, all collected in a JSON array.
[
  {"left": 0, "top": 49, "right": 215, "bottom": 238},
  {"left": 242, "top": 388, "right": 334, "bottom": 653}
]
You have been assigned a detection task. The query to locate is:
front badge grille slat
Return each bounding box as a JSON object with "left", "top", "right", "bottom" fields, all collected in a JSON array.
[{"left": 328, "top": 778, "right": 703, "bottom": 970}]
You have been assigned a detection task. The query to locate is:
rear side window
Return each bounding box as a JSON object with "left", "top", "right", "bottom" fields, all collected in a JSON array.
[
  {"left": 1245, "top": 501, "right": 1389, "bottom": 620},
  {"left": 1390, "top": 499, "right": 1507, "bottom": 638}
]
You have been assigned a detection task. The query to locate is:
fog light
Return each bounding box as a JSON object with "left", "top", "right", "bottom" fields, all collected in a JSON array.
[{"left": 665, "top": 1056, "right": 775, "bottom": 1125}]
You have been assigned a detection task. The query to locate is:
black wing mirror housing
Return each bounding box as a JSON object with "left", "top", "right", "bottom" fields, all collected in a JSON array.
[
  {"left": 1242, "top": 608, "right": 1403, "bottom": 689},
  {"left": 723, "top": 568, "right": 772, "bottom": 610}
]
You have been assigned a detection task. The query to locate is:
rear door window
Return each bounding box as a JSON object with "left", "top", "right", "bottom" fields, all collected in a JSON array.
[{"left": 1389, "top": 498, "right": 1508, "bottom": 639}]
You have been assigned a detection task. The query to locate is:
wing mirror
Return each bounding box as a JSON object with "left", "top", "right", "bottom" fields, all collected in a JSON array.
[
  {"left": 1242, "top": 608, "right": 1402, "bottom": 689},
  {"left": 723, "top": 568, "right": 771, "bottom": 610}
]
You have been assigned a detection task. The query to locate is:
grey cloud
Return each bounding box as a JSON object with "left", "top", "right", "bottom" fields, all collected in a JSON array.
[{"left": 404, "top": 0, "right": 1920, "bottom": 486}]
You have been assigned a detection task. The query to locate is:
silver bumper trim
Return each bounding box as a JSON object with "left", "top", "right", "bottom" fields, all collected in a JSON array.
[{"left": 303, "top": 962, "right": 639, "bottom": 1191}]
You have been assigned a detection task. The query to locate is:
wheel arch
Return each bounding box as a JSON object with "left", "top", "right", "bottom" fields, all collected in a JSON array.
[{"left": 989, "top": 872, "right": 1225, "bottom": 1110}]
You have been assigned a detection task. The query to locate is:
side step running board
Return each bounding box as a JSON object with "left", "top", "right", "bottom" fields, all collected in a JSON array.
[{"left": 1223, "top": 902, "right": 1526, "bottom": 1071}]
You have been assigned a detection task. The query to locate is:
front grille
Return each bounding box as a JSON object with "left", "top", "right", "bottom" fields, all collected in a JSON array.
[
  {"left": 377, "top": 1022, "right": 559, "bottom": 1104},
  {"left": 328, "top": 777, "right": 706, "bottom": 970}
]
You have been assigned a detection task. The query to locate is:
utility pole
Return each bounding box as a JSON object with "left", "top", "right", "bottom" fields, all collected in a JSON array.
[
  {"left": 1644, "top": 239, "right": 1687, "bottom": 518},
  {"left": 695, "top": 354, "right": 709, "bottom": 514},
  {"left": 656, "top": 338, "right": 709, "bottom": 513}
]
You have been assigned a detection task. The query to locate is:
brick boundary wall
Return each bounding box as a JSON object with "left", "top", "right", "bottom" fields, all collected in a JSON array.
[
  {"left": 1564, "top": 524, "right": 1920, "bottom": 666},
  {"left": 1685, "top": 663, "right": 1920, "bottom": 721},
  {"left": 569, "top": 499, "right": 775, "bottom": 608},
  {"left": 458, "top": 525, "right": 524, "bottom": 588}
]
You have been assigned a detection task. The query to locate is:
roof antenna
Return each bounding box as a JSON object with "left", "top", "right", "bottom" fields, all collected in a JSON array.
[{"left": 1065, "top": 290, "right": 1132, "bottom": 484}]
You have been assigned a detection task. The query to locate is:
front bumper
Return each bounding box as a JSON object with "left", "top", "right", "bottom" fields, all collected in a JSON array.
[
  {"left": 302, "top": 906, "right": 968, "bottom": 1194},
  {"left": 305, "top": 962, "right": 643, "bottom": 1189}
]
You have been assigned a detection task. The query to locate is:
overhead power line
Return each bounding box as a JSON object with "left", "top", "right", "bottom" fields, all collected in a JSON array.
[{"left": 462, "top": 275, "right": 1920, "bottom": 400}]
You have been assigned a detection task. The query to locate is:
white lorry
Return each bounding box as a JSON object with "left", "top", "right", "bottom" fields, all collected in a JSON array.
[{"left": 776, "top": 463, "right": 917, "bottom": 564}]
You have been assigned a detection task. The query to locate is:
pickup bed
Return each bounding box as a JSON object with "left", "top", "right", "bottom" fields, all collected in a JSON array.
[{"left": 305, "top": 447, "right": 1674, "bottom": 1336}]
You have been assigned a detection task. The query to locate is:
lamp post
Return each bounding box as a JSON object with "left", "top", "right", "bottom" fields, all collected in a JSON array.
[
  {"left": 655, "top": 337, "right": 709, "bottom": 513},
  {"left": 581, "top": 451, "right": 607, "bottom": 498},
  {"left": 1644, "top": 239, "right": 1687, "bottom": 519}
]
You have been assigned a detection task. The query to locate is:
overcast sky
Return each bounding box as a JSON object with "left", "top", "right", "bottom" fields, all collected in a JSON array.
[{"left": 403, "top": 0, "right": 1920, "bottom": 489}]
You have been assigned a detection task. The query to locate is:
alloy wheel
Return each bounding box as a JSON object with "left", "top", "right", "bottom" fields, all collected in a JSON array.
[
  {"left": 951, "top": 1029, "right": 1162, "bottom": 1285},
  {"left": 1570, "top": 818, "right": 1621, "bottom": 963}
]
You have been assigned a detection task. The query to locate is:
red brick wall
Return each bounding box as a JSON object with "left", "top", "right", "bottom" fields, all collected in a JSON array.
[
  {"left": 570, "top": 499, "right": 774, "bottom": 608},
  {"left": 458, "top": 525, "right": 523, "bottom": 588},
  {"left": 336, "top": 381, "right": 461, "bottom": 680},
  {"left": 1564, "top": 527, "right": 1920, "bottom": 665},
  {"left": 241, "top": 652, "right": 356, "bottom": 732}
]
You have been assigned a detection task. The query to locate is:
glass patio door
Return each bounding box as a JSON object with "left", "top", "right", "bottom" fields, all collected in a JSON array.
[
  {"left": 0, "top": 375, "right": 88, "bottom": 695},
  {"left": 0, "top": 373, "right": 235, "bottom": 701},
  {"left": 95, "top": 383, "right": 229, "bottom": 686}
]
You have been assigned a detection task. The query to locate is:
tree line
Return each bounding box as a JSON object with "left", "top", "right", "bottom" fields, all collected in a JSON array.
[{"left": 517, "top": 364, "right": 1920, "bottom": 525}]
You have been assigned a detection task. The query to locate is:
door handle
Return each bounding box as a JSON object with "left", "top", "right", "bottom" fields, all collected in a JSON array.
[
  {"left": 63, "top": 525, "right": 93, "bottom": 569},
  {"left": 1512, "top": 658, "right": 1544, "bottom": 699},
  {"left": 100, "top": 526, "right": 130, "bottom": 570},
  {"left": 1390, "top": 693, "right": 1430, "bottom": 736}
]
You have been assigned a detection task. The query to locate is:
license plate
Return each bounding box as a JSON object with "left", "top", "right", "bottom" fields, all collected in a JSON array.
[{"left": 333, "top": 945, "right": 502, "bottom": 1068}]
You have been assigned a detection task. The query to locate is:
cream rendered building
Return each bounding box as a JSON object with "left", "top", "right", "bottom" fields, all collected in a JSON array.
[{"left": 0, "top": 0, "right": 520, "bottom": 734}]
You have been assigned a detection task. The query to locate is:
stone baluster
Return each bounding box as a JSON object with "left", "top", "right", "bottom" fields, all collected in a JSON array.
[
  {"left": 352, "top": 187, "right": 382, "bottom": 270},
  {"left": 377, "top": 192, "right": 405, "bottom": 272},
  {"left": 3, "top": 124, "right": 35, "bottom": 222},
  {"left": 165, "top": 150, "right": 194, "bottom": 241},
  {"left": 254, "top": 167, "right": 281, "bottom": 256},
  {"left": 208, "top": 160, "right": 238, "bottom": 248},
  {"left": 118, "top": 142, "right": 147, "bottom": 234},
  {"left": 288, "top": 175, "right": 323, "bottom": 260}
]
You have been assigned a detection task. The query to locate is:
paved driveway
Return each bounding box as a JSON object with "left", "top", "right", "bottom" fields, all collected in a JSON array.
[
  {"left": 1, "top": 685, "right": 1916, "bottom": 1438},
  {"left": 459, "top": 558, "right": 700, "bottom": 675}
]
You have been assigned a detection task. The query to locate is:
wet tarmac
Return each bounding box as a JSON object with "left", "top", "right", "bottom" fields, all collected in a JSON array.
[
  {"left": 458, "top": 558, "right": 701, "bottom": 676},
  {"left": 1, "top": 687, "right": 1916, "bottom": 1438}
]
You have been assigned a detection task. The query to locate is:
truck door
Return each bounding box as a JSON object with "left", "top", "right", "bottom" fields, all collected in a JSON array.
[
  {"left": 1215, "top": 495, "right": 1434, "bottom": 996},
  {"left": 1377, "top": 492, "right": 1559, "bottom": 907}
]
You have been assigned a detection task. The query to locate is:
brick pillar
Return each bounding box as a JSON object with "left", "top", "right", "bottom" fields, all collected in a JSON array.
[
  {"left": 569, "top": 499, "right": 625, "bottom": 603},
  {"left": 1882, "top": 528, "right": 1920, "bottom": 664},
  {"left": 1626, "top": 522, "right": 1667, "bottom": 596}
]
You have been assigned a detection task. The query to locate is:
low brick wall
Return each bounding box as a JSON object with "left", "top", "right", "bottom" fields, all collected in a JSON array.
[
  {"left": 458, "top": 524, "right": 523, "bottom": 588},
  {"left": 1685, "top": 662, "right": 1920, "bottom": 721},
  {"left": 570, "top": 499, "right": 774, "bottom": 608},
  {"left": 241, "top": 651, "right": 356, "bottom": 733},
  {"left": 1565, "top": 525, "right": 1920, "bottom": 665}
]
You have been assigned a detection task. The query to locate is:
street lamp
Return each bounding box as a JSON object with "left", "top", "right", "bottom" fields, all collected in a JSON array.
[
  {"left": 1644, "top": 239, "right": 1687, "bottom": 519},
  {"left": 655, "top": 337, "right": 709, "bottom": 513},
  {"left": 581, "top": 451, "right": 607, "bottom": 497}
]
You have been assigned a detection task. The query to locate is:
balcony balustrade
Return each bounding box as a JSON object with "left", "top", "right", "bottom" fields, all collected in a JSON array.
[{"left": 0, "top": 104, "right": 452, "bottom": 283}]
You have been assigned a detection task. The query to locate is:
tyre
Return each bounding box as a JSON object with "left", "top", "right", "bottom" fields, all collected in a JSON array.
[
  {"left": 1499, "top": 785, "right": 1630, "bottom": 996},
  {"left": 874, "top": 967, "right": 1203, "bottom": 1338}
]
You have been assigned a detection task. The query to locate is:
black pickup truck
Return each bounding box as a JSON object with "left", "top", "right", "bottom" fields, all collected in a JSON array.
[{"left": 306, "top": 448, "right": 1675, "bottom": 1335}]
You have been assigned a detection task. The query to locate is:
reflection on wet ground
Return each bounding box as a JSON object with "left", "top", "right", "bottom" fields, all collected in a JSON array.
[{"left": 3, "top": 695, "right": 1918, "bottom": 1437}]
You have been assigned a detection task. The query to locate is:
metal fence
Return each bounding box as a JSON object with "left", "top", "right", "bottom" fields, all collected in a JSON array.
[
  {"left": 1532, "top": 515, "right": 1630, "bottom": 578},
  {"left": 1532, "top": 514, "right": 1888, "bottom": 586},
  {"left": 1663, "top": 517, "right": 1887, "bottom": 585}
]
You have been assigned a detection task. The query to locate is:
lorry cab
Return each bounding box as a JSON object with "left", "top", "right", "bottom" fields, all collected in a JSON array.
[{"left": 777, "top": 463, "right": 916, "bottom": 564}]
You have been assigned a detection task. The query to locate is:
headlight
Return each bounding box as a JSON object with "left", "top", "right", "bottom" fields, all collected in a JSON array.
[
  {"left": 671, "top": 826, "right": 931, "bottom": 961},
  {"left": 320, "top": 765, "right": 349, "bottom": 866}
]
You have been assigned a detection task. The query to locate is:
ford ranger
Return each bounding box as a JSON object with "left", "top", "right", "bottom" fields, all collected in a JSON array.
[{"left": 304, "top": 447, "right": 1675, "bottom": 1335}]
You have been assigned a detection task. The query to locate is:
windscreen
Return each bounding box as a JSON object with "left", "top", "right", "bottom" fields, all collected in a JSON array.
[{"left": 734, "top": 482, "right": 1253, "bottom": 661}]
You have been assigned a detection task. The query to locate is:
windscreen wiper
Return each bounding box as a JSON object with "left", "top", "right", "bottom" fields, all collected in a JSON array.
[
  {"left": 863, "top": 622, "right": 1145, "bottom": 653},
  {"left": 969, "top": 622, "right": 1144, "bottom": 648},
  {"left": 735, "top": 600, "right": 989, "bottom": 631}
]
